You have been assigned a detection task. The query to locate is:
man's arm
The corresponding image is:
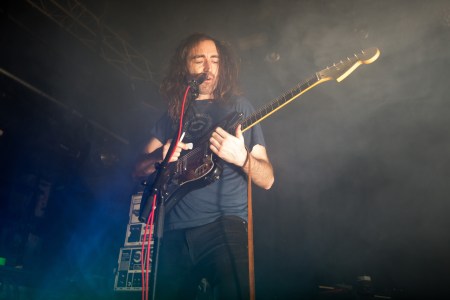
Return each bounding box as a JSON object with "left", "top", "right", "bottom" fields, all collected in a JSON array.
[
  {"left": 133, "top": 137, "right": 190, "bottom": 179},
  {"left": 242, "top": 144, "right": 274, "bottom": 190},
  {"left": 209, "top": 125, "right": 274, "bottom": 190}
]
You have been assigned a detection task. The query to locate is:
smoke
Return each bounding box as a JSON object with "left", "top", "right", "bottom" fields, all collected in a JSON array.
[{"left": 235, "top": 0, "right": 450, "bottom": 297}]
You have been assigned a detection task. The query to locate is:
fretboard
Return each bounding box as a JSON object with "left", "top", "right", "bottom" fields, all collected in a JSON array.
[{"left": 241, "top": 73, "right": 321, "bottom": 132}]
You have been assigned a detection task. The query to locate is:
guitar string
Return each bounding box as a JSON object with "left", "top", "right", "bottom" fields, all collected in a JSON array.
[{"left": 241, "top": 75, "right": 317, "bottom": 130}]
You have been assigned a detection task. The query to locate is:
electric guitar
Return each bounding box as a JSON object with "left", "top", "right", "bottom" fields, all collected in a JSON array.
[{"left": 139, "top": 47, "right": 380, "bottom": 221}]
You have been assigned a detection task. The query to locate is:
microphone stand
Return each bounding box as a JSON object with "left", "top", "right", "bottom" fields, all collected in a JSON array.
[{"left": 139, "top": 76, "right": 203, "bottom": 300}]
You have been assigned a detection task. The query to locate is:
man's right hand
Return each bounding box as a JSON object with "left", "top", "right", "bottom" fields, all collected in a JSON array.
[{"left": 162, "top": 139, "right": 192, "bottom": 162}]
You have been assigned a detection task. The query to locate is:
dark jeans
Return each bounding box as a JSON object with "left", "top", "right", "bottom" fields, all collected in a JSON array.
[{"left": 153, "top": 215, "right": 249, "bottom": 300}]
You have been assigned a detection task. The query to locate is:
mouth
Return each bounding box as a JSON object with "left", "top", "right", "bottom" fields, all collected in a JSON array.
[{"left": 201, "top": 78, "right": 212, "bottom": 85}]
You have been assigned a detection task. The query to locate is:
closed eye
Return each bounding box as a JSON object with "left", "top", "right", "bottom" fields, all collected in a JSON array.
[{"left": 194, "top": 59, "right": 205, "bottom": 64}]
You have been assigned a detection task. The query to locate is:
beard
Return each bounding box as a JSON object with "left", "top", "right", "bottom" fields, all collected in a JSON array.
[{"left": 198, "top": 80, "right": 217, "bottom": 98}]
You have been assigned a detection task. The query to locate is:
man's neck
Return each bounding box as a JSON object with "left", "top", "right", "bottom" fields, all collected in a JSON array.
[{"left": 196, "top": 93, "right": 214, "bottom": 101}]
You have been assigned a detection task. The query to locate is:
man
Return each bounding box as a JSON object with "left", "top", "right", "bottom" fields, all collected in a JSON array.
[{"left": 134, "top": 33, "right": 274, "bottom": 300}]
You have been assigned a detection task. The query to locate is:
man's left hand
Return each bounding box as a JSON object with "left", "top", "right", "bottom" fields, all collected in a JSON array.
[{"left": 209, "top": 125, "right": 247, "bottom": 167}]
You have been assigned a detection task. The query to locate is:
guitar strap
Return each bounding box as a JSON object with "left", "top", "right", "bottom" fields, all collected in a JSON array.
[{"left": 246, "top": 150, "right": 255, "bottom": 300}]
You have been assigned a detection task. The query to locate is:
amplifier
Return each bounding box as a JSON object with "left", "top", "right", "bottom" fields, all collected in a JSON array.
[
  {"left": 115, "top": 193, "right": 154, "bottom": 292},
  {"left": 114, "top": 246, "right": 152, "bottom": 291},
  {"left": 129, "top": 192, "right": 143, "bottom": 224},
  {"left": 125, "top": 192, "right": 153, "bottom": 246},
  {"left": 124, "top": 223, "right": 153, "bottom": 247}
]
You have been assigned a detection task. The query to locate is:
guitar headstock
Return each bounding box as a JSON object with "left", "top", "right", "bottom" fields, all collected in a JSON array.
[{"left": 318, "top": 47, "right": 380, "bottom": 82}]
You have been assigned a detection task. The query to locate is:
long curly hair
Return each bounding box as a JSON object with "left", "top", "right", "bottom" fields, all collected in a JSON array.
[{"left": 160, "top": 33, "right": 241, "bottom": 120}]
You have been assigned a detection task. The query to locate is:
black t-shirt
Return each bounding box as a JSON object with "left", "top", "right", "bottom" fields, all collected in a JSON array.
[{"left": 150, "top": 96, "right": 266, "bottom": 230}]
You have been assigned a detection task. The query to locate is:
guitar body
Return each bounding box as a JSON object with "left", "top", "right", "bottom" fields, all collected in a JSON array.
[
  {"left": 161, "top": 154, "right": 223, "bottom": 213},
  {"left": 144, "top": 111, "right": 244, "bottom": 214}
]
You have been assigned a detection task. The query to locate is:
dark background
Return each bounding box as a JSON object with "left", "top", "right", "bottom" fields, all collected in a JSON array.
[{"left": 1, "top": 0, "right": 449, "bottom": 299}]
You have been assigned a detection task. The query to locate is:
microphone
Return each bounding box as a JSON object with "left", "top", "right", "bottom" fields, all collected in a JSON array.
[{"left": 187, "top": 73, "right": 207, "bottom": 87}]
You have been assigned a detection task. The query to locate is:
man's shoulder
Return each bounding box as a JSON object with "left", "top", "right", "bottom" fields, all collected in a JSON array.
[
  {"left": 229, "top": 95, "right": 255, "bottom": 113},
  {"left": 231, "top": 95, "right": 250, "bottom": 104}
]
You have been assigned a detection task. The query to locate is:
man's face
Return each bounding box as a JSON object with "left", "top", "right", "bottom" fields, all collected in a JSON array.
[{"left": 187, "top": 39, "right": 219, "bottom": 100}]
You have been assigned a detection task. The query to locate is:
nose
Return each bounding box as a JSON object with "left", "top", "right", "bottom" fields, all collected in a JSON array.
[{"left": 203, "top": 59, "right": 210, "bottom": 72}]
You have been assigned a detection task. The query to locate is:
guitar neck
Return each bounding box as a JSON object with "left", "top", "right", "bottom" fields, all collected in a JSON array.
[
  {"left": 240, "top": 47, "right": 380, "bottom": 133},
  {"left": 241, "top": 73, "right": 325, "bottom": 132}
]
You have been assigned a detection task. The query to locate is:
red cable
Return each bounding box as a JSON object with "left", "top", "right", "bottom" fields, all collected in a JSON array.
[
  {"left": 141, "top": 85, "right": 192, "bottom": 300},
  {"left": 141, "top": 194, "right": 156, "bottom": 300},
  {"left": 167, "top": 85, "right": 191, "bottom": 160}
]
